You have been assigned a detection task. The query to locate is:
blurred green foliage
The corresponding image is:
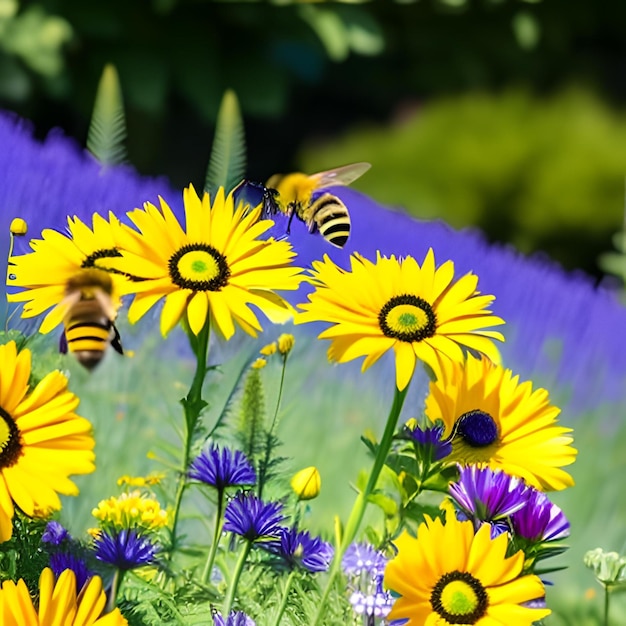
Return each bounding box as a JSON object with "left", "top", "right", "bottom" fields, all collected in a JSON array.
[{"left": 299, "top": 88, "right": 626, "bottom": 274}]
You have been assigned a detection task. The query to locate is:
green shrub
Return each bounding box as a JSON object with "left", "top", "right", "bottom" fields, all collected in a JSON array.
[{"left": 299, "top": 88, "right": 626, "bottom": 272}]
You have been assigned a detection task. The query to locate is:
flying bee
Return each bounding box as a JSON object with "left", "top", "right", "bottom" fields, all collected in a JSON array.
[
  {"left": 265, "top": 162, "right": 371, "bottom": 248},
  {"left": 59, "top": 268, "right": 123, "bottom": 370}
]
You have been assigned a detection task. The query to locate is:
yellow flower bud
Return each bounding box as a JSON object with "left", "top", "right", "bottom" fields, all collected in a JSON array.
[
  {"left": 290, "top": 466, "right": 321, "bottom": 500},
  {"left": 260, "top": 342, "right": 277, "bottom": 356},
  {"left": 404, "top": 417, "right": 418, "bottom": 431},
  {"left": 251, "top": 357, "right": 267, "bottom": 370},
  {"left": 9, "top": 218, "right": 28, "bottom": 236},
  {"left": 277, "top": 333, "right": 295, "bottom": 355}
]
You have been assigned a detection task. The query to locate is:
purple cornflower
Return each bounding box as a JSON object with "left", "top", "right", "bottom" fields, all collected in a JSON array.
[
  {"left": 348, "top": 575, "right": 394, "bottom": 620},
  {"left": 49, "top": 553, "right": 94, "bottom": 591},
  {"left": 42, "top": 521, "right": 71, "bottom": 545},
  {"left": 342, "top": 542, "right": 388, "bottom": 578},
  {"left": 449, "top": 465, "right": 529, "bottom": 529},
  {"left": 189, "top": 444, "right": 256, "bottom": 491},
  {"left": 405, "top": 423, "right": 452, "bottom": 461},
  {"left": 94, "top": 528, "right": 159, "bottom": 570},
  {"left": 213, "top": 611, "right": 256, "bottom": 626},
  {"left": 263, "top": 527, "right": 334, "bottom": 573},
  {"left": 223, "top": 492, "right": 284, "bottom": 542},
  {"left": 511, "top": 489, "right": 570, "bottom": 542}
]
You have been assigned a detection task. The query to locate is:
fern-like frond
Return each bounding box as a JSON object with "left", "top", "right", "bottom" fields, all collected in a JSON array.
[
  {"left": 204, "top": 89, "right": 247, "bottom": 196},
  {"left": 86, "top": 64, "right": 128, "bottom": 166}
]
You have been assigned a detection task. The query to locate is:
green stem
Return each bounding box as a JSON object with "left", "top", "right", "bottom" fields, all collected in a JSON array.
[
  {"left": 169, "top": 318, "right": 211, "bottom": 556},
  {"left": 106, "top": 569, "right": 126, "bottom": 613},
  {"left": 222, "top": 539, "right": 252, "bottom": 616},
  {"left": 258, "top": 353, "right": 288, "bottom": 499},
  {"left": 202, "top": 489, "right": 225, "bottom": 584},
  {"left": 312, "top": 383, "right": 409, "bottom": 626},
  {"left": 604, "top": 583, "right": 610, "bottom": 626},
  {"left": 270, "top": 570, "right": 297, "bottom": 626}
]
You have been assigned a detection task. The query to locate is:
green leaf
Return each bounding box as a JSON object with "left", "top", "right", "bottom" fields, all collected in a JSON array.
[
  {"left": 86, "top": 63, "right": 127, "bottom": 166},
  {"left": 204, "top": 89, "right": 247, "bottom": 196}
]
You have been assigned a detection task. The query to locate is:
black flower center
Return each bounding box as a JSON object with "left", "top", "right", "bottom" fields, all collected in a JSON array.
[
  {"left": 0, "top": 407, "right": 22, "bottom": 469},
  {"left": 455, "top": 410, "right": 499, "bottom": 447},
  {"left": 431, "top": 571, "right": 488, "bottom": 624},
  {"left": 169, "top": 244, "right": 230, "bottom": 291},
  {"left": 378, "top": 294, "right": 437, "bottom": 342}
]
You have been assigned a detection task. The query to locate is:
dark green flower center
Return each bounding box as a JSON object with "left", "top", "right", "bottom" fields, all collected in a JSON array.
[
  {"left": 431, "top": 571, "right": 488, "bottom": 623},
  {"left": 455, "top": 410, "right": 499, "bottom": 447},
  {"left": 378, "top": 294, "right": 437, "bottom": 342},
  {"left": 169, "top": 243, "right": 230, "bottom": 291},
  {"left": 0, "top": 407, "right": 22, "bottom": 469}
]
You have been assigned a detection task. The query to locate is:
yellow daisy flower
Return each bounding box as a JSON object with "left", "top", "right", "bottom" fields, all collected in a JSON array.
[
  {"left": 0, "top": 341, "right": 95, "bottom": 542},
  {"left": 0, "top": 567, "right": 127, "bottom": 625},
  {"left": 297, "top": 250, "right": 505, "bottom": 390},
  {"left": 6, "top": 213, "right": 128, "bottom": 334},
  {"left": 385, "top": 516, "right": 551, "bottom": 626},
  {"left": 425, "top": 353, "right": 577, "bottom": 491},
  {"left": 103, "top": 185, "right": 303, "bottom": 338}
]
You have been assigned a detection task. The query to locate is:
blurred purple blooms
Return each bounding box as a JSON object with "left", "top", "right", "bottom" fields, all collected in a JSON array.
[
  {"left": 223, "top": 492, "right": 284, "bottom": 542},
  {"left": 342, "top": 542, "right": 387, "bottom": 578},
  {"left": 49, "top": 552, "right": 94, "bottom": 591},
  {"left": 263, "top": 526, "right": 333, "bottom": 573},
  {"left": 189, "top": 444, "right": 256, "bottom": 491},
  {"left": 42, "top": 520, "right": 71, "bottom": 546},
  {"left": 2, "top": 113, "right": 626, "bottom": 413}
]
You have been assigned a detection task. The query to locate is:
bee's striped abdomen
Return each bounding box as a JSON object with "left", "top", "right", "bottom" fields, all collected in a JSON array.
[{"left": 309, "top": 193, "right": 351, "bottom": 248}]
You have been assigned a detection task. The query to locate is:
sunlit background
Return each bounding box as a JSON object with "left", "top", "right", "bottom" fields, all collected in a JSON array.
[{"left": 1, "top": 1, "right": 626, "bottom": 624}]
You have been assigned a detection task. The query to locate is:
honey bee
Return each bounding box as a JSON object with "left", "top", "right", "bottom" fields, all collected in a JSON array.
[
  {"left": 265, "top": 162, "right": 371, "bottom": 248},
  {"left": 60, "top": 269, "right": 123, "bottom": 370}
]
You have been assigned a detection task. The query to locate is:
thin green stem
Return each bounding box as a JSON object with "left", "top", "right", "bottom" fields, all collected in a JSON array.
[
  {"left": 258, "top": 353, "right": 288, "bottom": 499},
  {"left": 106, "top": 569, "right": 126, "bottom": 613},
  {"left": 202, "top": 490, "right": 225, "bottom": 584},
  {"left": 312, "top": 383, "right": 409, "bottom": 626},
  {"left": 270, "top": 570, "right": 297, "bottom": 626},
  {"left": 604, "top": 583, "right": 610, "bottom": 626},
  {"left": 169, "top": 318, "right": 211, "bottom": 556},
  {"left": 222, "top": 539, "right": 252, "bottom": 616}
]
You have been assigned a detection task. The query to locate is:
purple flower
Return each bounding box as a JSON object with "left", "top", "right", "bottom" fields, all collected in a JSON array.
[
  {"left": 49, "top": 553, "right": 94, "bottom": 591},
  {"left": 511, "top": 489, "right": 570, "bottom": 542},
  {"left": 405, "top": 423, "right": 452, "bottom": 461},
  {"left": 342, "top": 542, "right": 387, "bottom": 578},
  {"left": 213, "top": 611, "right": 256, "bottom": 626},
  {"left": 263, "top": 527, "right": 334, "bottom": 573},
  {"left": 223, "top": 493, "right": 284, "bottom": 542},
  {"left": 94, "top": 528, "right": 159, "bottom": 570},
  {"left": 42, "top": 521, "right": 71, "bottom": 545},
  {"left": 189, "top": 444, "right": 256, "bottom": 491},
  {"left": 348, "top": 575, "right": 394, "bottom": 619},
  {"left": 449, "top": 465, "right": 529, "bottom": 525}
]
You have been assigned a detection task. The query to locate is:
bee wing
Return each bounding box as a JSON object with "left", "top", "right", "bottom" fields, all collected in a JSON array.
[{"left": 309, "top": 162, "right": 371, "bottom": 189}]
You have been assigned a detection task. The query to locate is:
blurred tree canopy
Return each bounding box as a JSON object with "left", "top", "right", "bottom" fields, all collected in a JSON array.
[{"left": 2, "top": 0, "right": 626, "bottom": 273}]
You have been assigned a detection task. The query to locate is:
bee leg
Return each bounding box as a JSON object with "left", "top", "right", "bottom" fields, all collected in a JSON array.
[
  {"left": 285, "top": 208, "right": 297, "bottom": 235},
  {"left": 111, "top": 324, "right": 124, "bottom": 355},
  {"left": 59, "top": 332, "right": 68, "bottom": 355}
]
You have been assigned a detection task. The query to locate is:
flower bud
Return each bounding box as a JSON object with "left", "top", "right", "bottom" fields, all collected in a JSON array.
[
  {"left": 290, "top": 466, "right": 321, "bottom": 500},
  {"left": 277, "top": 333, "right": 295, "bottom": 355},
  {"left": 259, "top": 342, "right": 277, "bottom": 356},
  {"left": 584, "top": 548, "right": 626, "bottom": 584},
  {"left": 9, "top": 218, "right": 28, "bottom": 236},
  {"left": 251, "top": 357, "right": 267, "bottom": 370}
]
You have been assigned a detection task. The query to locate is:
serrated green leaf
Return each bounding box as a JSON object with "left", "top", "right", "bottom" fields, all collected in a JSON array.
[
  {"left": 204, "top": 89, "right": 247, "bottom": 196},
  {"left": 86, "top": 63, "right": 127, "bottom": 166}
]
